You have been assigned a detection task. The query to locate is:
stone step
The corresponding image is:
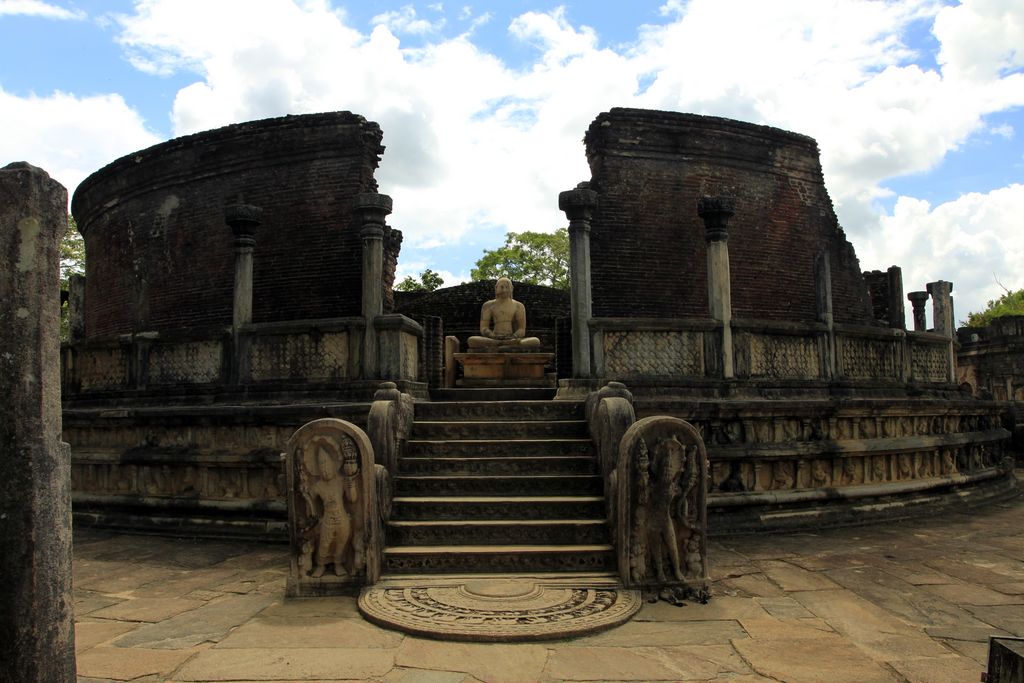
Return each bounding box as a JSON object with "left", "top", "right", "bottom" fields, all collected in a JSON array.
[
  {"left": 405, "top": 439, "right": 592, "bottom": 458},
  {"left": 398, "top": 455, "right": 598, "bottom": 476},
  {"left": 412, "top": 420, "right": 588, "bottom": 440},
  {"left": 395, "top": 474, "right": 603, "bottom": 497},
  {"left": 382, "top": 544, "right": 616, "bottom": 574},
  {"left": 391, "top": 495, "right": 606, "bottom": 521},
  {"left": 415, "top": 400, "right": 584, "bottom": 422},
  {"left": 429, "top": 387, "right": 557, "bottom": 402},
  {"left": 386, "top": 519, "right": 611, "bottom": 546}
]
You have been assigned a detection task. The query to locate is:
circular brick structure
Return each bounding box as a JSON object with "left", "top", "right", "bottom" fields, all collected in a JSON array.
[{"left": 72, "top": 112, "right": 401, "bottom": 339}]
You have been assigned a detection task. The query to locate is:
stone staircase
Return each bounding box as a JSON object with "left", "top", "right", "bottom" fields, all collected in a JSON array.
[{"left": 383, "top": 387, "right": 615, "bottom": 575}]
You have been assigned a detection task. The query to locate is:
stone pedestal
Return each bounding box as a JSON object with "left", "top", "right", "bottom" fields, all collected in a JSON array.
[
  {"left": 0, "top": 162, "right": 76, "bottom": 681},
  {"left": 454, "top": 352, "right": 555, "bottom": 386},
  {"left": 908, "top": 291, "right": 930, "bottom": 332}
]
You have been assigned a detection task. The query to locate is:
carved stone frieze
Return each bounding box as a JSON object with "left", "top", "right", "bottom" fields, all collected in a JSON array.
[
  {"left": 148, "top": 340, "right": 222, "bottom": 385},
  {"left": 249, "top": 331, "right": 349, "bottom": 382},
  {"left": 604, "top": 330, "right": 703, "bottom": 378}
]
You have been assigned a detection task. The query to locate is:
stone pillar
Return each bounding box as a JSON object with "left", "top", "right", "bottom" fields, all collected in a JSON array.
[
  {"left": 927, "top": 280, "right": 956, "bottom": 382},
  {"left": 559, "top": 182, "right": 599, "bottom": 379},
  {"left": 224, "top": 203, "right": 262, "bottom": 330},
  {"left": 886, "top": 266, "right": 905, "bottom": 330},
  {"left": 908, "top": 291, "right": 929, "bottom": 332},
  {"left": 927, "top": 281, "right": 954, "bottom": 336},
  {"left": 814, "top": 250, "right": 836, "bottom": 379},
  {"left": 354, "top": 193, "right": 392, "bottom": 379},
  {"left": 67, "top": 273, "right": 86, "bottom": 341},
  {"left": 697, "top": 196, "right": 736, "bottom": 379},
  {"left": 0, "top": 162, "right": 76, "bottom": 681}
]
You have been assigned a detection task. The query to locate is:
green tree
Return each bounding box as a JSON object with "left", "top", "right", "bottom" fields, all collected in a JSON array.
[
  {"left": 59, "top": 215, "right": 85, "bottom": 341},
  {"left": 471, "top": 228, "right": 569, "bottom": 289},
  {"left": 396, "top": 268, "right": 444, "bottom": 292},
  {"left": 964, "top": 286, "right": 1024, "bottom": 327}
]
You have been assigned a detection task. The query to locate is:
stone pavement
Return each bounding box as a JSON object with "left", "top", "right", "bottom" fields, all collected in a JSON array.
[{"left": 74, "top": 480, "right": 1023, "bottom": 683}]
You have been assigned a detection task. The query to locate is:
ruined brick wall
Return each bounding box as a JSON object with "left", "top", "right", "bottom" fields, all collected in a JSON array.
[
  {"left": 395, "top": 281, "right": 569, "bottom": 351},
  {"left": 863, "top": 270, "right": 890, "bottom": 324},
  {"left": 72, "top": 112, "right": 395, "bottom": 338},
  {"left": 584, "top": 108, "right": 874, "bottom": 325},
  {"left": 957, "top": 316, "right": 1024, "bottom": 400}
]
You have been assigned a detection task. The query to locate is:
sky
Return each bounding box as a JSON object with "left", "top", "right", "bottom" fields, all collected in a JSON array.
[{"left": 1, "top": 0, "right": 1022, "bottom": 325}]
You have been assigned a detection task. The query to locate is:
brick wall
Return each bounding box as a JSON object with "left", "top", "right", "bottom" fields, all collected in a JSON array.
[
  {"left": 72, "top": 112, "right": 398, "bottom": 338},
  {"left": 583, "top": 108, "right": 874, "bottom": 325}
]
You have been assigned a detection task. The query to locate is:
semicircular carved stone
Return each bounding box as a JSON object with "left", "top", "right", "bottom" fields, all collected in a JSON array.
[
  {"left": 615, "top": 416, "right": 709, "bottom": 600},
  {"left": 286, "top": 418, "right": 384, "bottom": 596}
]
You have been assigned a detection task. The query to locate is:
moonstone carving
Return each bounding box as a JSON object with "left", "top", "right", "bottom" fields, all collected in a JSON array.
[{"left": 614, "top": 416, "right": 709, "bottom": 602}]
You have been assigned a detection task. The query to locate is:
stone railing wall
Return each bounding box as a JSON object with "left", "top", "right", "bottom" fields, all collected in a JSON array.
[
  {"left": 588, "top": 317, "right": 954, "bottom": 386},
  {"left": 62, "top": 315, "right": 423, "bottom": 397}
]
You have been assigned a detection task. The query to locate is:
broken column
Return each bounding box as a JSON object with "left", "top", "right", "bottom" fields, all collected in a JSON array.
[
  {"left": 354, "top": 193, "right": 392, "bottom": 379},
  {"left": 927, "top": 280, "right": 956, "bottom": 382},
  {"left": 67, "top": 273, "right": 86, "bottom": 341},
  {"left": 908, "top": 291, "right": 930, "bottom": 332},
  {"left": 0, "top": 162, "right": 76, "bottom": 681},
  {"left": 225, "top": 202, "right": 262, "bottom": 330},
  {"left": 697, "top": 197, "right": 736, "bottom": 379},
  {"left": 559, "top": 182, "right": 599, "bottom": 378}
]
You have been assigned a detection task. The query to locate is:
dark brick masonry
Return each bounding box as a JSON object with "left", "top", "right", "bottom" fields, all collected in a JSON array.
[
  {"left": 72, "top": 112, "right": 401, "bottom": 339},
  {"left": 584, "top": 108, "right": 874, "bottom": 325}
]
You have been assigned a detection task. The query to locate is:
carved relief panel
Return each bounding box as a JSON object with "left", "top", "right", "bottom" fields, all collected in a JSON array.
[
  {"left": 286, "top": 418, "right": 384, "bottom": 596},
  {"left": 615, "top": 416, "right": 709, "bottom": 600}
]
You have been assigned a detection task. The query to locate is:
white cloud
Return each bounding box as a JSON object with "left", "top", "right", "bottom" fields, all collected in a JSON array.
[
  {"left": 372, "top": 4, "right": 445, "bottom": 35},
  {"left": 990, "top": 123, "right": 1014, "bottom": 139},
  {"left": 0, "top": 88, "right": 161, "bottom": 205},
  {"left": 16, "top": 0, "right": 1016, "bottom": 321},
  {"left": 861, "top": 184, "right": 1024, "bottom": 323},
  {"left": 0, "top": 0, "right": 85, "bottom": 20}
]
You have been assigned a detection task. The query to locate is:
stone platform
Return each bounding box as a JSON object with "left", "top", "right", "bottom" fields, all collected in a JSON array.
[{"left": 72, "top": 472, "right": 1023, "bottom": 682}]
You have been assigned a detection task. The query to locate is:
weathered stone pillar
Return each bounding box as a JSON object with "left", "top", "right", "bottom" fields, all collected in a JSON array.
[
  {"left": 354, "top": 193, "right": 392, "bottom": 379},
  {"left": 814, "top": 249, "right": 836, "bottom": 379},
  {"left": 0, "top": 162, "right": 76, "bottom": 681},
  {"left": 908, "top": 291, "right": 930, "bottom": 332},
  {"left": 927, "top": 281, "right": 954, "bottom": 336},
  {"left": 225, "top": 203, "right": 262, "bottom": 330},
  {"left": 886, "top": 266, "right": 906, "bottom": 330},
  {"left": 559, "top": 182, "right": 598, "bottom": 378},
  {"left": 697, "top": 197, "right": 735, "bottom": 379},
  {"left": 67, "top": 273, "right": 86, "bottom": 341},
  {"left": 927, "top": 280, "right": 956, "bottom": 382}
]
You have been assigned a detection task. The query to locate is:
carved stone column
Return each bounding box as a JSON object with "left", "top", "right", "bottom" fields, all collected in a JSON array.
[
  {"left": 697, "top": 197, "right": 735, "bottom": 379},
  {"left": 559, "top": 182, "right": 599, "bottom": 378},
  {"left": 0, "top": 162, "right": 76, "bottom": 681},
  {"left": 224, "top": 203, "right": 262, "bottom": 330},
  {"left": 908, "top": 291, "right": 929, "bottom": 332},
  {"left": 354, "top": 193, "right": 392, "bottom": 379},
  {"left": 927, "top": 280, "right": 955, "bottom": 382}
]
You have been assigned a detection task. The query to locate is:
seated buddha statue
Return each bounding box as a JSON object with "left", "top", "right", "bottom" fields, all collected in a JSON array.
[{"left": 466, "top": 277, "right": 541, "bottom": 350}]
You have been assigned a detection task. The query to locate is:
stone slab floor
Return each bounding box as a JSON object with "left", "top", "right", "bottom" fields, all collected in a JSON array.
[{"left": 73, "top": 482, "right": 1024, "bottom": 683}]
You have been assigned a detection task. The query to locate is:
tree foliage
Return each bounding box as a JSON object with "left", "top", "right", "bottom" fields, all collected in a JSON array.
[
  {"left": 396, "top": 268, "right": 444, "bottom": 292},
  {"left": 61, "top": 215, "right": 85, "bottom": 287},
  {"left": 964, "top": 286, "right": 1024, "bottom": 327},
  {"left": 59, "top": 215, "right": 85, "bottom": 341},
  {"left": 471, "top": 228, "right": 569, "bottom": 289}
]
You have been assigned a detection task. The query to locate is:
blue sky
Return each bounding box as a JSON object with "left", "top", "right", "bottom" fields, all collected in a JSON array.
[{"left": 2, "top": 0, "right": 1022, "bottom": 323}]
